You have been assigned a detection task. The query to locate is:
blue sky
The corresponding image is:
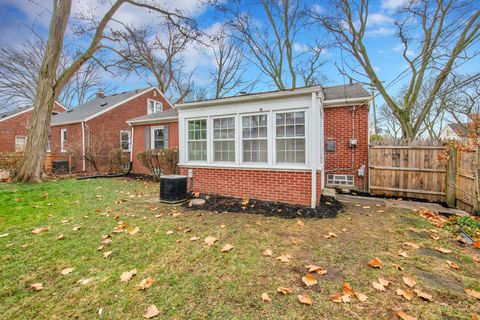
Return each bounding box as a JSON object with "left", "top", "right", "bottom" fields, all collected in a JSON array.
[{"left": 0, "top": 0, "right": 479, "bottom": 107}]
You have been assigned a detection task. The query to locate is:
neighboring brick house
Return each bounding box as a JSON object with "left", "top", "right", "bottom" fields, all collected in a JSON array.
[
  {"left": 128, "top": 83, "right": 370, "bottom": 208},
  {"left": 50, "top": 87, "right": 172, "bottom": 172},
  {"left": 0, "top": 102, "right": 66, "bottom": 153}
]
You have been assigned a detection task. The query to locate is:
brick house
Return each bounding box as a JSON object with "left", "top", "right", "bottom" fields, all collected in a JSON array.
[
  {"left": 0, "top": 102, "right": 66, "bottom": 153},
  {"left": 128, "top": 83, "right": 370, "bottom": 208},
  {"left": 50, "top": 87, "right": 172, "bottom": 172}
]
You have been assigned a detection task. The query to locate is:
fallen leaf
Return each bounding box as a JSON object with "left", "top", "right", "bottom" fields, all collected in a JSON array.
[
  {"left": 20, "top": 243, "right": 29, "bottom": 248},
  {"left": 305, "top": 264, "right": 327, "bottom": 275},
  {"left": 276, "top": 254, "right": 291, "bottom": 263},
  {"left": 78, "top": 278, "right": 91, "bottom": 285},
  {"left": 72, "top": 225, "right": 81, "bottom": 231},
  {"left": 263, "top": 249, "right": 273, "bottom": 257},
  {"left": 57, "top": 233, "right": 65, "bottom": 240},
  {"left": 103, "top": 251, "right": 113, "bottom": 258},
  {"left": 143, "top": 304, "right": 159, "bottom": 318},
  {"left": 219, "top": 224, "right": 226, "bottom": 228},
  {"left": 404, "top": 242, "right": 420, "bottom": 249},
  {"left": 378, "top": 278, "right": 390, "bottom": 287},
  {"left": 61, "top": 267, "right": 74, "bottom": 275},
  {"left": 139, "top": 277, "right": 154, "bottom": 290},
  {"left": 298, "top": 294, "right": 313, "bottom": 305},
  {"left": 221, "top": 244, "right": 234, "bottom": 252},
  {"left": 373, "top": 281, "right": 386, "bottom": 291},
  {"left": 102, "top": 238, "right": 112, "bottom": 244},
  {"left": 189, "top": 236, "right": 200, "bottom": 241},
  {"left": 434, "top": 247, "right": 452, "bottom": 254},
  {"left": 61, "top": 219, "right": 69, "bottom": 224},
  {"left": 261, "top": 292, "right": 271, "bottom": 302},
  {"left": 430, "top": 234, "right": 440, "bottom": 240},
  {"left": 30, "top": 283, "right": 43, "bottom": 291},
  {"left": 32, "top": 227, "right": 49, "bottom": 234},
  {"left": 396, "top": 311, "right": 418, "bottom": 320},
  {"left": 392, "top": 264, "right": 404, "bottom": 271},
  {"left": 342, "top": 283, "right": 354, "bottom": 296},
  {"left": 414, "top": 289, "right": 433, "bottom": 301},
  {"left": 127, "top": 227, "right": 139, "bottom": 235},
  {"left": 302, "top": 274, "right": 317, "bottom": 287},
  {"left": 396, "top": 288, "right": 413, "bottom": 301},
  {"left": 120, "top": 269, "right": 137, "bottom": 282},
  {"left": 473, "top": 256, "right": 480, "bottom": 263},
  {"left": 362, "top": 206, "right": 371, "bottom": 209},
  {"left": 465, "top": 288, "right": 480, "bottom": 299},
  {"left": 277, "top": 287, "right": 292, "bottom": 295},
  {"left": 472, "top": 241, "right": 480, "bottom": 249},
  {"left": 355, "top": 292, "right": 368, "bottom": 302},
  {"left": 398, "top": 251, "right": 408, "bottom": 258},
  {"left": 97, "top": 245, "right": 104, "bottom": 251},
  {"left": 297, "top": 220, "right": 304, "bottom": 227},
  {"left": 204, "top": 236, "right": 218, "bottom": 246},
  {"left": 368, "top": 257, "right": 383, "bottom": 268},
  {"left": 324, "top": 232, "right": 338, "bottom": 238},
  {"left": 446, "top": 260, "right": 460, "bottom": 270},
  {"left": 241, "top": 198, "right": 249, "bottom": 206},
  {"left": 330, "top": 293, "right": 351, "bottom": 303},
  {"left": 166, "top": 230, "right": 174, "bottom": 235},
  {"left": 403, "top": 276, "right": 416, "bottom": 288}
]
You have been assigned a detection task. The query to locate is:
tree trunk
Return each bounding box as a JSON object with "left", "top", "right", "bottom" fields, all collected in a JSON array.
[{"left": 14, "top": 0, "right": 72, "bottom": 182}]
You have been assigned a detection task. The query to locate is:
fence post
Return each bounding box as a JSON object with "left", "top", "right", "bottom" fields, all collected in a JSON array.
[{"left": 445, "top": 143, "right": 457, "bottom": 208}]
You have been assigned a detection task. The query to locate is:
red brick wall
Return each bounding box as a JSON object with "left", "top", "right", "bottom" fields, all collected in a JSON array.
[
  {"left": 179, "top": 167, "right": 321, "bottom": 206},
  {"left": 50, "top": 88, "right": 172, "bottom": 173},
  {"left": 0, "top": 102, "right": 66, "bottom": 153},
  {"left": 50, "top": 123, "right": 83, "bottom": 170},
  {"left": 131, "top": 121, "right": 179, "bottom": 174},
  {"left": 323, "top": 104, "right": 369, "bottom": 190}
]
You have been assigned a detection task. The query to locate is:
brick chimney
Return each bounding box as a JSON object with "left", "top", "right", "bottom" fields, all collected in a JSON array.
[{"left": 96, "top": 91, "right": 105, "bottom": 98}]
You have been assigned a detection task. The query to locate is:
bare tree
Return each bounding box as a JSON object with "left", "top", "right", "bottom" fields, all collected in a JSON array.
[
  {"left": 316, "top": 0, "right": 480, "bottom": 139},
  {"left": 108, "top": 21, "right": 195, "bottom": 103},
  {"left": 221, "top": 0, "right": 326, "bottom": 90},
  {"left": 15, "top": 0, "right": 196, "bottom": 182}
]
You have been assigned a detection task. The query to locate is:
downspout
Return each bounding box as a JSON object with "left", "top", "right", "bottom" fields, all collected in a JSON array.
[
  {"left": 81, "top": 121, "right": 86, "bottom": 172},
  {"left": 130, "top": 125, "right": 135, "bottom": 163},
  {"left": 310, "top": 92, "right": 319, "bottom": 209}
]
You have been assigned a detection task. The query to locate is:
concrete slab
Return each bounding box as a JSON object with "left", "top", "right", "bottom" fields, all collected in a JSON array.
[{"left": 322, "top": 188, "right": 337, "bottom": 198}]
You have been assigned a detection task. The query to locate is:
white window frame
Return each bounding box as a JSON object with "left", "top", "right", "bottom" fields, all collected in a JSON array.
[
  {"left": 274, "top": 110, "right": 306, "bottom": 165},
  {"left": 47, "top": 135, "right": 51, "bottom": 153},
  {"left": 150, "top": 126, "right": 167, "bottom": 150},
  {"left": 212, "top": 116, "right": 236, "bottom": 163},
  {"left": 120, "top": 130, "right": 132, "bottom": 152},
  {"left": 15, "top": 136, "right": 27, "bottom": 152},
  {"left": 240, "top": 113, "right": 269, "bottom": 164},
  {"left": 60, "top": 128, "right": 67, "bottom": 152},
  {"left": 147, "top": 99, "right": 162, "bottom": 115},
  {"left": 187, "top": 118, "right": 208, "bottom": 162}
]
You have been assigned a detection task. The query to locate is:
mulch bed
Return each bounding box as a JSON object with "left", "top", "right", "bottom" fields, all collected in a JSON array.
[{"left": 183, "top": 193, "right": 343, "bottom": 219}]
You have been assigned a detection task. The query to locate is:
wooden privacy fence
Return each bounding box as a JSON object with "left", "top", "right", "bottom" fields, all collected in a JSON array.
[{"left": 369, "top": 143, "right": 478, "bottom": 213}]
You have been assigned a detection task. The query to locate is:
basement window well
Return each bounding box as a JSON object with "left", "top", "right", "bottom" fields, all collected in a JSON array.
[{"left": 327, "top": 174, "right": 354, "bottom": 187}]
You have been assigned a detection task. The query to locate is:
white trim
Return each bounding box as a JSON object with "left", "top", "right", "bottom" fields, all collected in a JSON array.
[
  {"left": 130, "top": 126, "right": 135, "bottom": 162},
  {"left": 178, "top": 163, "right": 311, "bottom": 172},
  {"left": 0, "top": 107, "right": 33, "bottom": 123},
  {"left": 81, "top": 122, "right": 86, "bottom": 171},
  {"left": 147, "top": 98, "right": 163, "bottom": 115},
  {"left": 60, "top": 128, "right": 67, "bottom": 153},
  {"left": 150, "top": 125, "right": 166, "bottom": 149},
  {"left": 127, "top": 116, "right": 178, "bottom": 125},
  {"left": 51, "top": 87, "right": 171, "bottom": 126},
  {"left": 186, "top": 118, "right": 208, "bottom": 162},
  {"left": 211, "top": 116, "right": 236, "bottom": 163},
  {"left": 323, "top": 97, "right": 370, "bottom": 107},
  {"left": 54, "top": 101, "right": 68, "bottom": 111}
]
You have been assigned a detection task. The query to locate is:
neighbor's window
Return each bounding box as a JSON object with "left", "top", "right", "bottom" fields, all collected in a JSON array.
[
  {"left": 47, "top": 135, "right": 51, "bottom": 152},
  {"left": 188, "top": 119, "right": 207, "bottom": 161},
  {"left": 151, "top": 126, "right": 167, "bottom": 149},
  {"left": 275, "top": 111, "right": 305, "bottom": 163},
  {"left": 120, "top": 130, "right": 131, "bottom": 151},
  {"left": 15, "top": 136, "right": 27, "bottom": 152},
  {"left": 60, "top": 128, "right": 67, "bottom": 152},
  {"left": 147, "top": 99, "right": 162, "bottom": 114},
  {"left": 213, "top": 117, "right": 235, "bottom": 162},
  {"left": 242, "top": 114, "right": 268, "bottom": 163}
]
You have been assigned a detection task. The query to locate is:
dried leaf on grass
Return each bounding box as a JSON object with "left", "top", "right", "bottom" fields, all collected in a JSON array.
[
  {"left": 465, "top": 288, "right": 480, "bottom": 299},
  {"left": 277, "top": 287, "right": 292, "bottom": 295},
  {"left": 305, "top": 264, "right": 327, "bottom": 275},
  {"left": 143, "top": 304, "right": 159, "bottom": 318},
  {"left": 57, "top": 233, "right": 65, "bottom": 240},
  {"left": 189, "top": 236, "right": 200, "bottom": 241},
  {"left": 355, "top": 292, "right": 368, "bottom": 302},
  {"left": 30, "top": 283, "right": 43, "bottom": 291},
  {"left": 414, "top": 289, "right": 433, "bottom": 301},
  {"left": 392, "top": 264, "right": 404, "bottom": 271},
  {"left": 139, "top": 277, "right": 154, "bottom": 290},
  {"left": 204, "top": 236, "right": 218, "bottom": 246},
  {"left": 435, "top": 247, "right": 452, "bottom": 254},
  {"left": 403, "top": 276, "right": 416, "bottom": 288},
  {"left": 61, "top": 267, "right": 74, "bottom": 275},
  {"left": 261, "top": 292, "right": 271, "bottom": 302},
  {"left": 166, "top": 230, "right": 174, "bottom": 235},
  {"left": 324, "top": 232, "right": 338, "bottom": 238},
  {"left": 368, "top": 257, "right": 383, "bottom": 268},
  {"left": 103, "top": 251, "right": 113, "bottom": 258},
  {"left": 446, "top": 260, "right": 460, "bottom": 270},
  {"left": 127, "top": 227, "right": 139, "bottom": 235},
  {"left": 396, "top": 311, "right": 418, "bottom": 320},
  {"left": 32, "top": 227, "right": 49, "bottom": 234},
  {"left": 302, "top": 274, "right": 317, "bottom": 287},
  {"left": 330, "top": 293, "right": 351, "bottom": 303},
  {"left": 120, "top": 269, "right": 137, "bottom": 282},
  {"left": 342, "top": 283, "right": 354, "bottom": 296},
  {"left": 263, "top": 249, "right": 273, "bottom": 257},
  {"left": 297, "top": 220, "right": 304, "bottom": 227},
  {"left": 373, "top": 281, "right": 386, "bottom": 292},
  {"left": 398, "top": 251, "right": 408, "bottom": 258},
  {"left": 221, "top": 244, "right": 234, "bottom": 252},
  {"left": 396, "top": 288, "right": 414, "bottom": 301},
  {"left": 276, "top": 254, "right": 291, "bottom": 263},
  {"left": 404, "top": 242, "right": 420, "bottom": 249},
  {"left": 298, "top": 294, "right": 313, "bottom": 305},
  {"left": 72, "top": 225, "right": 81, "bottom": 231}
]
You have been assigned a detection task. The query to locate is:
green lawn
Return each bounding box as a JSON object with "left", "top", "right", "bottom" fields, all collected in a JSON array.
[{"left": 0, "top": 178, "right": 479, "bottom": 319}]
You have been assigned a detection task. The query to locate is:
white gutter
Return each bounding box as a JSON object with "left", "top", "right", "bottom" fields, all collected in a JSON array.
[
  {"left": 323, "top": 96, "right": 370, "bottom": 107},
  {"left": 310, "top": 91, "right": 319, "bottom": 209},
  {"left": 81, "top": 121, "right": 86, "bottom": 171},
  {"left": 130, "top": 125, "right": 134, "bottom": 162},
  {"left": 127, "top": 117, "right": 178, "bottom": 126},
  {"left": 318, "top": 90, "right": 325, "bottom": 191}
]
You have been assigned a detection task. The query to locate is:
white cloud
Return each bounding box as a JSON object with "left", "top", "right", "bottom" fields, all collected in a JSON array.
[
  {"left": 311, "top": 4, "right": 324, "bottom": 14},
  {"left": 368, "top": 13, "right": 394, "bottom": 26},
  {"left": 367, "top": 27, "right": 396, "bottom": 37},
  {"left": 381, "top": 0, "right": 410, "bottom": 11},
  {"left": 392, "top": 43, "right": 415, "bottom": 57},
  {"left": 293, "top": 42, "right": 309, "bottom": 53}
]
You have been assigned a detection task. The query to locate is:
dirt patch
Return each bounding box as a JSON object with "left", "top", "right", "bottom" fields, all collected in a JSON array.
[
  {"left": 418, "top": 248, "right": 460, "bottom": 262},
  {"left": 183, "top": 194, "right": 343, "bottom": 219},
  {"left": 415, "top": 270, "right": 465, "bottom": 293},
  {"left": 408, "top": 230, "right": 430, "bottom": 239}
]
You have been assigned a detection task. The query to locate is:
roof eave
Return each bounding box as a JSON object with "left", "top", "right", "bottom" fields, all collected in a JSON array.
[
  {"left": 128, "top": 116, "right": 179, "bottom": 125},
  {"left": 323, "top": 96, "right": 371, "bottom": 107}
]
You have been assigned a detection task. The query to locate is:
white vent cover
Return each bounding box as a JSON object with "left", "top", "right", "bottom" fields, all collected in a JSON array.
[{"left": 326, "top": 174, "right": 354, "bottom": 187}]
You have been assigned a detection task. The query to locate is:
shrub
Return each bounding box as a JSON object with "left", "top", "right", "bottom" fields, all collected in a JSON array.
[
  {"left": 0, "top": 152, "right": 24, "bottom": 179},
  {"left": 109, "top": 149, "right": 131, "bottom": 174},
  {"left": 137, "top": 148, "right": 179, "bottom": 180}
]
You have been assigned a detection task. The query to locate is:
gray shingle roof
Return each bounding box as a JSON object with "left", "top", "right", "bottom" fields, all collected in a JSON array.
[
  {"left": 0, "top": 106, "right": 33, "bottom": 121},
  {"left": 128, "top": 108, "right": 178, "bottom": 124},
  {"left": 51, "top": 88, "right": 151, "bottom": 125},
  {"left": 323, "top": 83, "right": 370, "bottom": 101}
]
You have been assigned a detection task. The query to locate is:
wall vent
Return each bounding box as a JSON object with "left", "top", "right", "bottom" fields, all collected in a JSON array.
[{"left": 326, "top": 174, "right": 354, "bottom": 187}]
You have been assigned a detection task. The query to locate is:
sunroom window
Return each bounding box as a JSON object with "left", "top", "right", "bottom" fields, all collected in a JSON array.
[
  {"left": 213, "top": 117, "right": 235, "bottom": 162},
  {"left": 242, "top": 114, "right": 268, "bottom": 163},
  {"left": 275, "top": 111, "right": 305, "bottom": 163},
  {"left": 188, "top": 119, "right": 207, "bottom": 161}
]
